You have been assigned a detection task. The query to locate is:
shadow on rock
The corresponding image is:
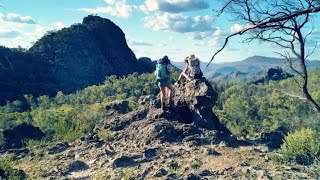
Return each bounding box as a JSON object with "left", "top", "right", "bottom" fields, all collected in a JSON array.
[{"left": 2, "top": 123, "right": 44, "bottom": 150}]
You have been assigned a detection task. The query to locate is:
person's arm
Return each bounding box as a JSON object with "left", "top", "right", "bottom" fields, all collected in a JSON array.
[
  {"left": 179, "top": 66, "right": 192, "bottom": 81},
  {"left": 177, "top": 66, "right": 189, "bottom": 82},
  {"left": 181, "top": 71, "right": 191, "bottom": 81}
]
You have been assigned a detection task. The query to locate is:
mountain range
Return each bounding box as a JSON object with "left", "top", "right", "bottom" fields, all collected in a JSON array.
[{"left": 172, "top": 56, "right": 320, "bottom": 78}]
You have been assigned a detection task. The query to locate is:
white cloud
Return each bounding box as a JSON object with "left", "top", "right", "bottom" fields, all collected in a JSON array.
[
  {"left": 53, "top": 21, "right": 65, "bottom": 30},
  {"left": 0, "top": 15, "right": 24, "bottom": 39},
  {"left": 213, "top": 28, "right": 226, "bottom": 37},
  {"left": 2, "top": 13, "right": 36, "bottom": 24},
  {"left": 169, "top": 36, "right": 174, "bottom": 42},
  {"left": 229, "top": 23, "right": 254, "bottom": 33},
  {"left": 128, "top": 39, "right": 153, "bottom": 46},
  {"left": 78, "top": 0, "right": 132, "bottom": 18},
  {"left": 157, "top": 43, "right": 167, "bottom": 47},
  {"left": 35, "top": 25, "right": 48, "bottom": 38},
  {"left": 141, "top": 0, "right": 209, "bottom": 13},
  {"left": 230, "top": 23, "right": 245, "bottom": 33},
  {"left": 0, "top": 13, "right": 51, "bottom": 48},
  {"left": 105, "top": 0, "right": 116, "bottom": 5},
  {"left": 144, "top": 13, "right": 215, "bottom": 39},
  {"left": 193, "top": 36, "right": 223, "bottom": 47},
  {"left": 0, "top": 31, "right": 20, "bottom": 38}
]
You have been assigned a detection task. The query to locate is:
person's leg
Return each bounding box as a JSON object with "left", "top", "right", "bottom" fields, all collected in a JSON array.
[
  {"left": 160, "top": 86, "right": 167, "bottom": 110},
  {"left": 167, "top": 84, "right": 173, "bottom": 98},
  {"left": 166, "top": 84, "right": 174, "bottom": 107}
]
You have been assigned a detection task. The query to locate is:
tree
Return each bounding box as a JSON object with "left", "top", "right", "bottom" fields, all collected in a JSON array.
[{"left": 208, "top": 0, "right": 320, "bottom": 113}]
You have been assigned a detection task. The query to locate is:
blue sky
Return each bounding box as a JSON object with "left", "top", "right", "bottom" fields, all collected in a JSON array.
[{"left": 0, "top": 0, "right": 319, "bottom": 62}]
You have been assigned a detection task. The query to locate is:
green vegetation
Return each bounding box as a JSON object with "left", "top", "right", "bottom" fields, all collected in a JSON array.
[
  {"left": 120, "top": 168, "right": 135, "bottom": 180},
  {"left": 279, "top": 128, "right": 320, "bottom": 165},
  {"left": 0, "top": 68, "right": 319, "bottom": 169},
  {"left": 98, "top": 129, "right": 114, "bottom": 142},
  {"left": 0, "top": 73, "right": 162, "bottom": 147},
  {"left": 0, "top": 157, "right": 26, "bottom": 179},
  {"left": 213, "top": 70, "right": 320, "bottom": 137}
]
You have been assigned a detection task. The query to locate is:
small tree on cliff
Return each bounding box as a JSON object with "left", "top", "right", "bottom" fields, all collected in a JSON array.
[{"left": 208, "top": 0, "right": 320, "bottom": 113}]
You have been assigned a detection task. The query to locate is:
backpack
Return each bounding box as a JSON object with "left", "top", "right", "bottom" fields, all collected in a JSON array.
[
  {"left": 155, "top": 61, "right": 168, "bottom": 80},
  {"left": 189, "top": 58, "right": 202, "bottom": 78}
]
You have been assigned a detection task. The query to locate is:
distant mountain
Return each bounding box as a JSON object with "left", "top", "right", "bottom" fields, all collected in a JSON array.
[
  {"left": 172, "top": 56, "right": 320, "bottom": 78},
  {"left": 0, "top": 15, "right": 153, "bottom": 104}
]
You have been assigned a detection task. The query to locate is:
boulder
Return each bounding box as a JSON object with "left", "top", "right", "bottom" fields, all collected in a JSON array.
[
  {"left": 66, "top": 160, "right": 89, "bottom": 173},
  {"left": 2, "top": 123, "right": 44, "bottom": 150},
  {"left": 258, "top": 127, "right": 288, "bottom": 149},
  {"left": 112, "top": 155, "right": 139, "bottom": 168},
  {"left": 171, "top": 78, "right": 229, "bottom": 132},
  {"left": 105, "top": 100, "right": 129, "bottom": 114}
]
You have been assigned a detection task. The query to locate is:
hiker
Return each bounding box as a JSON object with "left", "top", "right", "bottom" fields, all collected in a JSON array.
[
  {"left": 155, "top": 56, "right": 174, "bottom": 110},
  {"left": 177, "top": 54, "right": 203, "bottom": 83}
]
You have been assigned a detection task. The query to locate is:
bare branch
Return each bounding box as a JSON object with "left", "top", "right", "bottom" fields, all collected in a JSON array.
[
  {"left": 206, "top": 25, "right": 258, "bottom": 67},
  {"left": 306, "top": 42, "right": 318, "bottom": 59}
]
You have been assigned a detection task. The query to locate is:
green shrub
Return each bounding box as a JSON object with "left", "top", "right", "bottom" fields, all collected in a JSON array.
[
  {"left": 25, "top": 139, "right": 50, "bottom": 148},
  {"left": 98, "top": 129, "right": 114, "bottom": 142},
  {"left": 0, "top": 157, "right": 26, "bottom": 179},
  {"left": 279, "top": 128, "right": 320, "bottom": 165},
  {"left": 120, "top": 168, "right": 135, "bottom": 180}
]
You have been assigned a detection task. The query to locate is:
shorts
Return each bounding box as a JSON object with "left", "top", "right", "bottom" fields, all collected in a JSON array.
[
  {"left": 157, "top": 78, "right": 172, "bottom": 88},
  {"left": 190, "top": 72, "right": 203, "bottom": 79}
]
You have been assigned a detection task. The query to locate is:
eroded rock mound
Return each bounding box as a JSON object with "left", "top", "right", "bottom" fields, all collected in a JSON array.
[
  {"left": 171, "top": 78, "right": 228, "bottom": 132},
  {"left": 102, "top": 78, "right": 232, "bottom": 147}
]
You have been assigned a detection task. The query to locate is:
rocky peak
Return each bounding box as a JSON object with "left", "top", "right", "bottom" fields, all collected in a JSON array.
[{"left": 27, "top": 15, "right": 139, "bottom": 94}]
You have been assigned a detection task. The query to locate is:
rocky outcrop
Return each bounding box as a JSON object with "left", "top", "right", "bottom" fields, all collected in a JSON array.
[
  {"left": 103, "top": 78, "right": 232, "bottom": 148},
  {"left": 139, "top": 78, "right": 228, "bottom": 131},
  {"left": 105, "top": 100, "right": 130, "bottom": 115},
  {"left": 171, "top": 78, "right": 228, "bottom": 131},
  {"left": 258, "top": 127, "right": 289, "bottom": 150},
  {"left": 29, "top": 15, "right": 140, "bottom": 94},
  {"left": 2, "top": 123, "right": 44, "bottom": 150},
  {"left": 253, "top": 67, "right": 294, "bottom": 84}
]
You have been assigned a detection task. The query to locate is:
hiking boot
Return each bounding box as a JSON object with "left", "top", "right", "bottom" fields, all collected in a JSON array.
[
  {"left": 161, "top": 102, "right": 166, "bottom": 110},
  {"left": 168, "top": 97, "right": 173, "bottom": 108}
]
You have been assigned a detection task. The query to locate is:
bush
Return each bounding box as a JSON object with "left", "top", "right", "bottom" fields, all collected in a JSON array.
[
  {"left": 0, "top": 157, "right": 26, "bottom": 179},
  {"left": 98, "top": 129, "right": 114, "bottom": 142},
  {"left": 279, "top": 128, "right": 320, "bottom": 165}
]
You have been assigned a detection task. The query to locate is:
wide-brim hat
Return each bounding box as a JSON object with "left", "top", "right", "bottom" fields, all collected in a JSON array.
[{"left": 188, "top": 54, "right": 196, "bottom": 60}]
